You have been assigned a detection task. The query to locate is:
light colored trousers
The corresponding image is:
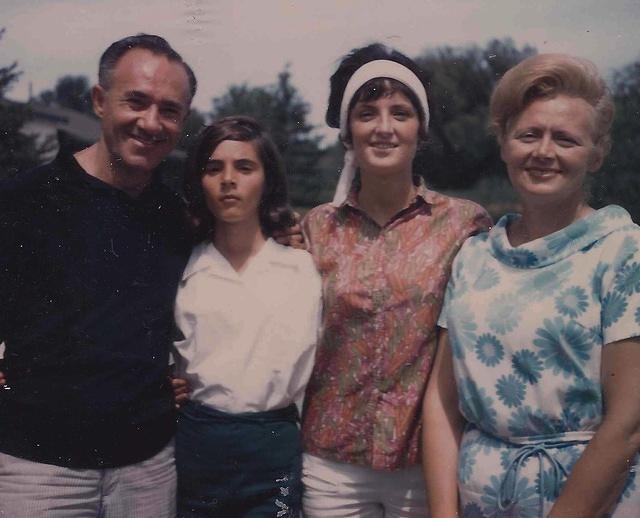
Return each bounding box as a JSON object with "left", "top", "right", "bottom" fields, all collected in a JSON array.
[
  {"left": 0, "top": 443, "right": 176, "bottom": 518},
  {"left": 302, "top": 453, "right": 428, "bottom": 517}
]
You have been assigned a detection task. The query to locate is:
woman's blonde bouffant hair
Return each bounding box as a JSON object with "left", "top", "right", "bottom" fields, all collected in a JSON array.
[{"left": 489, "top": 53, "right": 615, "bottom": 156}]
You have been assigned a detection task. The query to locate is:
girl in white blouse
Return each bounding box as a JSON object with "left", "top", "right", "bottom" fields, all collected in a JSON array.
[{"left": 173, "top": 116, "right": 322, "bottom": 517}]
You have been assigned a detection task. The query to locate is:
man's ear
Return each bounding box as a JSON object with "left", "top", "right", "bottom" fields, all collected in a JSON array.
[{"left": 91, "top": 84, "right": 106, "bottom": 119}]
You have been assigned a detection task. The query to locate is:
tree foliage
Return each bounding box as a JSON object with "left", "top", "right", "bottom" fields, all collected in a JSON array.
[
  {"left": 0, "top": 28, "right": 43, "bottom": 180},
  {"left": 593, "top": 59, "right": 640, "bottom": 222},
  {"left": 38, "top": 75, "right": 94, "bottom": 114},
  {"left": 210, "top": 67, "right": 324, "bottom": 206},
  {"left": 414, "top": 38, "right": 536, "bottom": 189},
  {"left": 177, "top": 107, "right": 206, "bottom": 152},
  {"left": 2, "top": 32, "right": 638, "bottom": 216}
]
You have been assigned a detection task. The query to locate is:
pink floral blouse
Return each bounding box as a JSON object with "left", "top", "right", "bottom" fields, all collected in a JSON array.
[{"left": 301, "top": 184, "right": 491, "bottom": 470}]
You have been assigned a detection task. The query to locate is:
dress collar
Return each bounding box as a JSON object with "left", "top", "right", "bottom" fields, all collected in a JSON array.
[{"left": 488, "top": 205, "right": 634, "bottom": 269}]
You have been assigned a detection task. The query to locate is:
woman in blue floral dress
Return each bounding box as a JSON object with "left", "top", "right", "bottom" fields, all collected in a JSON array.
[{"left": 422, "top": 53, "right": 640, "bottom": 517}]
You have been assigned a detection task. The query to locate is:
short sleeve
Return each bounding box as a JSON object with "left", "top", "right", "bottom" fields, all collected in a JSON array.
[
  {"left": 297, "top": 249, "right": 323, "bottom": 340},
  {"left": 467, "top": 205, "right": 492, "bottom": 238},
  {"left": 301, "top": 212, "right": 315, "bottom": 256},
  {"left": 599, "top": 228, "right": 640, "bottom": 345},
  {"left": 437, "top": 277, "right": 454, "bottom": 329},
  {"left": 438, "top": 240, "right": 470, "bottom": 329},
  {"left": 437, "top": 203, "right": 491, "bottom": 330}
]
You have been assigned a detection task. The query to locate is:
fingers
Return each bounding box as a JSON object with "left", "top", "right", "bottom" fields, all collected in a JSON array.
[
  {"left": 289, "top": 233, "right": 306, "bottom": 249},
  {"left": 273, "top": 223, "right": 308, "bottom": 250},
  {"left": 171, "top": 377, "right": 190, "bottom": 409},
  {"left": 175, "top": 391, "right": 190, "bottom": 408},
  {"left": 0, "top": 371, "right": 5, "bottom": 385}
]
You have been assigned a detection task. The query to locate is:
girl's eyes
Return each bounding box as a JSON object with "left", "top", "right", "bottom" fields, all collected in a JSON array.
[
  {"left": 392, "top": 110, "right": 411, "bottom": 119},
  {"left": 354, "top": 109, "right": 414, "bottom": 120},
  {"left": 204, "top": 164, "right": 222, "bottom": 174},
  {"left": 204, "top": 162, "right": 257, "bottom": 174},
  {"left": 355, "top": 110, "right": 375, "bottom": 120}
]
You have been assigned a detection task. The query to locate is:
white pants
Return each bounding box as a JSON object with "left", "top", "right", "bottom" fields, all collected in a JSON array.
[
  {"left": 302, "top": 453, "right": 428, "bottom": 517},
  {"left": 0, "top": 443, "right": 176, "bottom": 518}
]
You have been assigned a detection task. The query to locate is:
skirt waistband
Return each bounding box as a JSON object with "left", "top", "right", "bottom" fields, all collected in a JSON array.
[{"left": 182, "top": 400, "right": 299, "bottom": 424}]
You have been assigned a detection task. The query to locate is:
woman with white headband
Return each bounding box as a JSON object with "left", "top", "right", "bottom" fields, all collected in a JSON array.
[{"left": 300, "top": 43, "right": 491, "bottom": 516}]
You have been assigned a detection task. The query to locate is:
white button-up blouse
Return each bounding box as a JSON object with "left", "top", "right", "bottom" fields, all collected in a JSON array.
[{"left": 173, "top": 238, "right": 322, "bottom": 414}]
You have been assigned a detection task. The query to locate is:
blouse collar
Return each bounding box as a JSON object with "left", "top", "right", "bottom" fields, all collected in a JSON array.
[
  {"left": 181, "top": 238, "right": 294, "bottom": 281},
  {"left": 488, "top": 205, "right": 634, "bottom": 269}
]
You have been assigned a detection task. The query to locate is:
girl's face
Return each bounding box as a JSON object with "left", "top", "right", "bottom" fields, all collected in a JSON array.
[
  {"left": 201, "top": 139, "right": 265, "bottom": 227},
  {"left": 349, "top": 90, "right": 420, "bottom": 180},
  {"left": 500, "top": 94, "right": 603, "bottom": 209}
]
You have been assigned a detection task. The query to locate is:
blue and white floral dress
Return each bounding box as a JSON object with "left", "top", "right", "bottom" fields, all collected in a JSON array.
[{"left": 440, "top": 205, "right": 640, "bottom": 517}]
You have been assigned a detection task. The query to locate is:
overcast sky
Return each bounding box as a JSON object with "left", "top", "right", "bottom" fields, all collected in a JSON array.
[{"left": 4, "top": 0, "right": 640, "bottom": 143}]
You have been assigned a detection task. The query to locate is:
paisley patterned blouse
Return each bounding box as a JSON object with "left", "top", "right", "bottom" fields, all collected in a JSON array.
[{"left": 301, "top": 183, "right": 490, "bottom": 470}]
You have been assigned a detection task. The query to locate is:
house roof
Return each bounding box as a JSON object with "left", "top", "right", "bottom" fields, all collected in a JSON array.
[
  {"left": 20, "top": 101, "right": 185, "bottom": 159},
  {"left": 28, "top": 102, "right": 102, "bottom": 143}
]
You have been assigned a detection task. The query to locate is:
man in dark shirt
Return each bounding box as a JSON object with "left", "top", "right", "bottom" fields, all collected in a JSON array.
[{"left": 0, "top": 34, "right": 196, "bottom": 517}]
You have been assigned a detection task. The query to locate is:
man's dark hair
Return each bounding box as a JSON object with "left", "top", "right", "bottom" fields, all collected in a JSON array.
[
  {"left": 185, "top": 116, "right": 294, "bottom": 242},
  {"left": 98, "top": 33, "right": 197, "bottom": 100}
]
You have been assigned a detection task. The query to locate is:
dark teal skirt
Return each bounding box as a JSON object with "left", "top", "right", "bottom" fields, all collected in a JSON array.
[{"left": 176, "top": 401, "right": 301, "bottom": 517}]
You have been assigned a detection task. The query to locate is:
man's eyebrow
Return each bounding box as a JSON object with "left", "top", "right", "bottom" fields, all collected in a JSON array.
[{"left": 123, "top": 89, "right": 150, "bottom": 99}]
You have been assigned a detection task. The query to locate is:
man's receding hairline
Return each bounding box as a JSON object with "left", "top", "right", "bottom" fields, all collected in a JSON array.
[{"left": 101, "top": 47, "right": 193, "bottom": 101}]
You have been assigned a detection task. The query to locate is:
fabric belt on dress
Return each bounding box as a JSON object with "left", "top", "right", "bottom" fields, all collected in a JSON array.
[{"left": 497, "top": 430, "right": 595, "bottom": 515}]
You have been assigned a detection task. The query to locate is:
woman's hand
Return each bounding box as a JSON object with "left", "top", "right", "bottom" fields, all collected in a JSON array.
[
  {"left": 422, "top": 330, "right": 465, "bottom": 518},
  {"left": 171, "top": 377, "right": 191, "bottom": 409},
  {"left": 0, "top": 371, "right": 5, "bottom": 386},
  {"left": 548, "top": 337, "right": 640, "bottom": 517}
]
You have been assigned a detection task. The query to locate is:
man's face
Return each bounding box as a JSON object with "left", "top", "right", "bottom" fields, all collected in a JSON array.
[{"left": 93, "top": 48, "right": 191, "bottom": 175}]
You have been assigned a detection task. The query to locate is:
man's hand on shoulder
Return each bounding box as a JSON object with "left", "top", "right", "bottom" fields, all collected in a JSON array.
[{"left": 273, "top": 211, "right": 307, "bottom": 250}]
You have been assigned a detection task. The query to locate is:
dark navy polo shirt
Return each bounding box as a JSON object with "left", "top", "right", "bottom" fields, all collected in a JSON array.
[{"left": 0, "top": 151, "right": 192, "bottom": 468}]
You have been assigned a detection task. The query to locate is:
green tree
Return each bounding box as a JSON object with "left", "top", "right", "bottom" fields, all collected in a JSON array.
[
  {"left": 210, "top": 67, "right": 324, "bottom": 207},
  {"left": 38, "top": 75, "right": 94, "bottom": 114},
  {"left": 0, "top": 28, "right": 43, "bottom": 179},
  {"left": 177, "top": 107, "right": 206, "bottom": 152},
  {"left": 414, "top": 38, "right": 536, "bottom": 189},
  {"left": 594, "top": 59, "right": 640, "bottom": 222}
]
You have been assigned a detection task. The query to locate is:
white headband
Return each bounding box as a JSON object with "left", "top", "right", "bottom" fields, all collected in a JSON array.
[{"left": 332, "top": 59, "right": 430, "bottom": 206}]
